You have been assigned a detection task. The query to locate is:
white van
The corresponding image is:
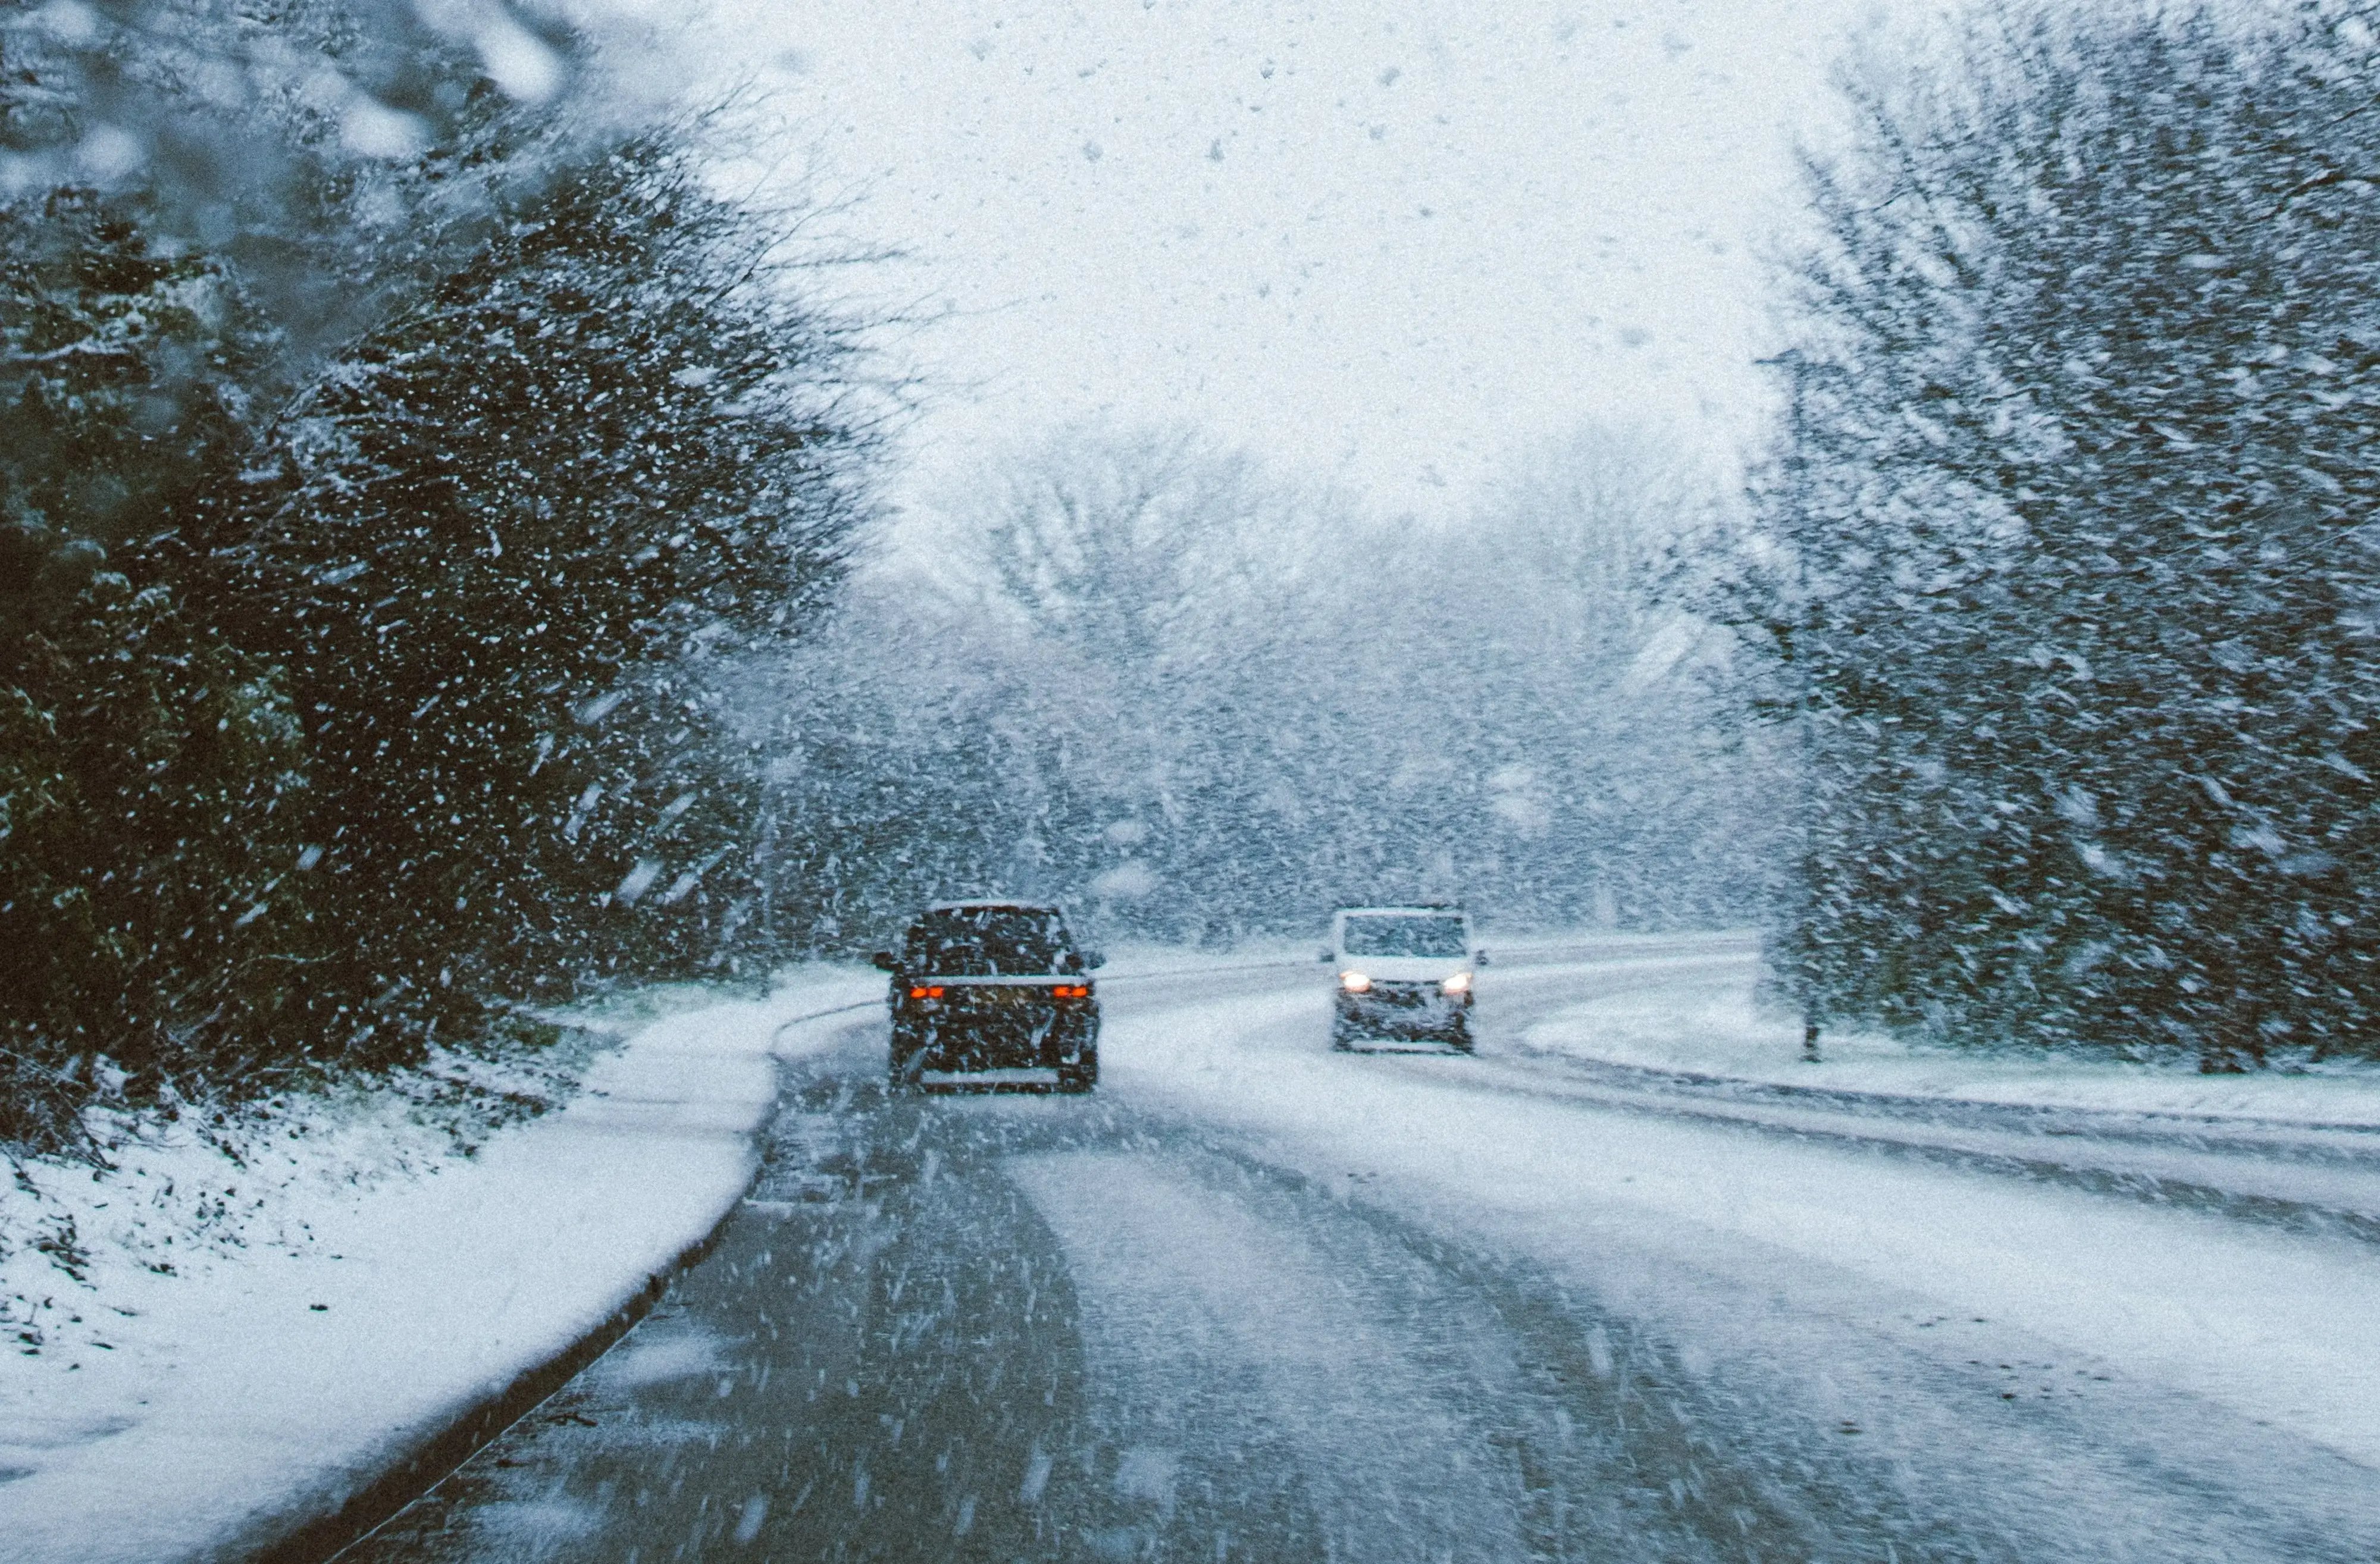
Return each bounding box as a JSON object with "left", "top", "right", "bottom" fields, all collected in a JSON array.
[{"left": 1323, "top": 905, "right": 1478, "bottom": 1051}]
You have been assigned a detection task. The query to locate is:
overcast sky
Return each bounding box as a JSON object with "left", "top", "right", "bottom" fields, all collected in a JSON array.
[{"left": 688, "top": 0, "right": 1884, "bottom": 521}]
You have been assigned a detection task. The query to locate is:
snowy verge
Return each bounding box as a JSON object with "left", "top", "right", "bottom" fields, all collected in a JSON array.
[
  {"left": 1520, "top": 936, "right": 2380, "bottom": 1128},
  {"left": 0, "top": 966, "right": 882, "bottom": 1564}
]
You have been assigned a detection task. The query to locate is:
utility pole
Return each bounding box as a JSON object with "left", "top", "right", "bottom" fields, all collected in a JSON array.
[{"left": 1759, "top": 347, "right": 1826, "bottom": 1066}]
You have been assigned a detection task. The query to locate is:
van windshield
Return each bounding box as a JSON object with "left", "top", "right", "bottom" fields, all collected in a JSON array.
[
  {"left": 1341, "top": 914, "right": 1468, "bottom": 958},
  {"left": 904, "top": 905, "right": 1074, "bottom": 975}
]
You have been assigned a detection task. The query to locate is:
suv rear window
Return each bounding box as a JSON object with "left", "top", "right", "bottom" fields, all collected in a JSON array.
[
  {"left": 1342, "top": 914, "right": 1467, "bottom": 958},
  {"left": 904, "top": 905, "right": 1075, "bottom": 975}
]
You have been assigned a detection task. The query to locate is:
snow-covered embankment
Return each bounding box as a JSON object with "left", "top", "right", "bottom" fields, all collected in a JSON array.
[{"left": 0, "top": 971, "right": 879, "bottom": 1564}]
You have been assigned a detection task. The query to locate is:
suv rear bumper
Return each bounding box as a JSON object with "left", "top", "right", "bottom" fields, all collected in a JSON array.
[
  {"left": 891, "top": 990, "right": 1099, "bottom": 1073},
  {"left": 900, "top": 1024, "right": 1097, "bottom": 1072}
]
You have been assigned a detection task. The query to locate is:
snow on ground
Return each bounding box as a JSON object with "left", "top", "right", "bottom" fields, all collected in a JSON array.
[
  {"left": 1102, "top": 980, "right": 2380, "bottom": 1481},
  {"left": 1512, "top": 934, "right": 2380, "bottom": 1127},
  {"left": 1010, "top": 1151, "right": 1526, "bottom": 1562},
  {"left": 0, "top": 966, "right": 881, "bottom": 1564}
]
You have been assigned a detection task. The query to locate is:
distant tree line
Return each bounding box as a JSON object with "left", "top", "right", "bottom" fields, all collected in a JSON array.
[
  {"left": 2, "top": 2, "right": 873, "bottom": 1151},
  {"left": 743, "top": 427, "right": 1783, "bottom": 952},
  {"left": 1731, "top": 1, "right": 2380, "bottom": 1065}
]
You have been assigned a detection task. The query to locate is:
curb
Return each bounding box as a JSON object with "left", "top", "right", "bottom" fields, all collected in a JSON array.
[
  {"left": 250, "top": 1214, "right": 734, "bottom": 1564},
  {"left": 233, "top": 999, "right": 881, "bottom": 1564}
]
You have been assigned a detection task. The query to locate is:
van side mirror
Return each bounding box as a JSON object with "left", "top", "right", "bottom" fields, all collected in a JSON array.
[
  {"left": 869, "top": 950, "right": 898, "bottom": 973},
  {"left": 1474, "top": 949, "right": 1490, "bottom": 967},
  {"left": 1082, "top": 949, "right": 1106, "bottom": 970},
  {"left": 1317, "top": 948, "right": 1336, "bottom": 963}
]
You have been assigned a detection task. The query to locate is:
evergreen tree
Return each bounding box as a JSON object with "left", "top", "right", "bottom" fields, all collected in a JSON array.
[
  {"left": 2, "top": 1, "right": 879, "bottom": 1147},
  {"left": 227, "top": 128, "right": 870, "bottom": 1054},
  {"left": 0, "top": 188, "right": 320, "bottom": 1149},
  {"left": 1742, "top": 2, "right": 2380, "bottom": 1062}
]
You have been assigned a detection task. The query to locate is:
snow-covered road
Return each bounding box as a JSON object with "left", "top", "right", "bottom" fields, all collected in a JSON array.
[{"left": 345, "top": 948, "right": 2380, "bottom": 1562}]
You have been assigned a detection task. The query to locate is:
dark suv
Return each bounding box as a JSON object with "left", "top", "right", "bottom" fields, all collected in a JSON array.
[{"left": 871, "top": 901, "right": 1104, "bottom": 1092}]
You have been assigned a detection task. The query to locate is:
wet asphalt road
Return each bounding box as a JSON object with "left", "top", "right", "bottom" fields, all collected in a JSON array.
[{"left": 336, "top": 959, "right": 2380, "bottom": 1564}]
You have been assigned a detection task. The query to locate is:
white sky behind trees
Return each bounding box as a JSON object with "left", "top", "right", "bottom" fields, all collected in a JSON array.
[{"left": 675, "top": 0, "right": 1889, "bottom": 521}]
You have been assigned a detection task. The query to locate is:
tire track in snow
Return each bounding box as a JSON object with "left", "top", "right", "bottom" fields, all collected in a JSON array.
[{"left": 1007, "top": 1151, "right": 1528, "bottom": 1564}]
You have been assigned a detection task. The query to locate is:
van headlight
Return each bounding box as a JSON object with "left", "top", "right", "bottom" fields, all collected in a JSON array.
[
  {"left": 1340, "top": 970, "right": 1371, "bottom": 993},
  {"left": 1442, "top": 971, "right": 1471, "bottom": 995}
]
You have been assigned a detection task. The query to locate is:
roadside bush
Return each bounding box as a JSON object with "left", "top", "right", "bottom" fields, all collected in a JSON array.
[
  {"left": 0, "top": 574, "right": 317, "bottom": 1151},
  {"left": 3, "top": 3, "right": 878, "bottom": 1150},
  {"left": 1738, "top": 2, "right": 2380, "bottom": 1064},
  {"left": 220, "top": 124, "right": 871, "bottom": 1059}
]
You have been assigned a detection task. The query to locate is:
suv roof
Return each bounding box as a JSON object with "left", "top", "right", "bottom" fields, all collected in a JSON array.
[{"left": 902, "top": 902, "right": 1078, "bottom": 977}]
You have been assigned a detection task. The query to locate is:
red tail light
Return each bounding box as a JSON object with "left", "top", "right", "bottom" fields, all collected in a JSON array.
[
  {"left": 907, "top": 986, "right": 944, "bottom": 999},
  {"left": 1051, "top": 984, "right": 1090, "bottom": 998}
]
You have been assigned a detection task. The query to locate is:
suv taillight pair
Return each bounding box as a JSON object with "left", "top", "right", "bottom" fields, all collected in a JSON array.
[{"left": 909, "top": 984, "right": 1088, "bottom": 998}]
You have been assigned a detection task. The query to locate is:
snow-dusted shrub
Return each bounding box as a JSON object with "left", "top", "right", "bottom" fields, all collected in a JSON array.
[
  {"left": 1740, "top": 2, "right": 2380, "bottom": 1064},
  {"left": 1, "top": 4, "right": 878, "bottom": 1144},
  {"left": 0, "top": 575, "right": 317, "bottom": 1152},
  {"left": 0, "top": 180, "right": 317, "bottom": 1152},
  {"left": 223, "top": 124, "right": 873, "bottom": 1049}
]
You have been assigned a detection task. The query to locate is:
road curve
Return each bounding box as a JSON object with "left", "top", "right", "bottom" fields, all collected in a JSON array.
[{"left": 336, "top": 954, "right": 2380, "bottom": 1563}]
